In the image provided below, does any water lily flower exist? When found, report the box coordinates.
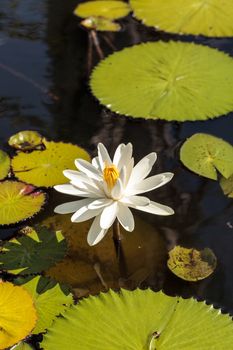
[54,143,174,246]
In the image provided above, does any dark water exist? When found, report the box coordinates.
[1,0,233,315]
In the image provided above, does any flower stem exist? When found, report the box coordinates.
[112,219,127,277]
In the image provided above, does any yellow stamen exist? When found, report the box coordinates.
[103,164,119,190]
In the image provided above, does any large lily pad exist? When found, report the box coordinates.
[11,139,90,187]
[90,41,233,121]
[130,0,233,37]
[42,288,233,349]
[74,1,131,20]
[0,149,10,180]
[0,181,46,226]
[0,226,67,275]
[0,281,37,349]
[180,133,233,180]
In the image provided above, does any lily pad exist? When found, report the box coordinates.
[81,17,121,32]
[0,281,37,350]
[0,181,46,226]
[0,226,67,275]
[10,342,34,350]
[0,149,10,180]
[42,288,233,350]
[11,139,90,187]
[167,246,217,282]
[220,175,233,198]
[74,1,131,20]
[180,133,233,180]
[8,130,43,151]
[90,41,233,121]
[130,0,233,37]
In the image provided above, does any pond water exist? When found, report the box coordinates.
[1,0,233,317]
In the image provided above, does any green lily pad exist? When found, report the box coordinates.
[10,342,34,350]
[11,139,90,187]
[0,226,67,275]
[167,246,217,282]
[130,0,233,37]
[180,133,233,180]
[81,17,121,32]
[42,289,233,349]
[0,181,46,226]
[90,41,233,121]
[8,130,43,151]
[0,150,10,180]
[220,175,233,198]
[74,1,130,20]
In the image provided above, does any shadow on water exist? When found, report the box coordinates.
[1,0,233,314]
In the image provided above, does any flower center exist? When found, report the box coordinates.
[103,164,119,190]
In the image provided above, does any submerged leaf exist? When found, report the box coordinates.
[0,281,37,349]
[180,133,233,180]
[90,41,233,121]
[0,226,67,275]
[11,139,90,187]
[8,130,43,151]
[167,246,217,282]
[130,0,233,37]
[0,149,10,180]
[74,1,130,20]
[0,181,46,225]
[81,17,121,32]
[42,288,233,349]
[220,175,233,198]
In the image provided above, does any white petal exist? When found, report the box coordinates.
[70,180,104,198]
[88,198,113,209]
[54,198,93,214]
[87,215,108,246]
[63,170,96,186]
[71,206,102,223]
[75,159,102,180]
[113,144,125,166]
[126,172,174,196]
[92,156,101,170]
[125,157,134,185]
[98,143,112,170]
[120,195,150,207]
[117,143,133,171]
[128,152,157,186]
[117,204,135,232]
[119,166,127,187]
[100,201,118,229]
[54,184,88,196]
[135,201,174,216]
[111,179,123,200]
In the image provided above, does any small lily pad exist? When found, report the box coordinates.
[220,175,233,198]
[0,281,37,350]
[8,130,43,151]
[11,139,90,187]
[0,226,67,275]
[180,133,233,180]
[74,1,131,20]
[167,246,217,282]
[0,181,46,226]
[0,149,10,180]
[81,17,121,32]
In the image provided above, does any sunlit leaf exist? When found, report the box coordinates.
[22,276,73,334]
[81,17,121,32]
[42,288,233,349]
[90,41,233,121]
[8,130,43,151]
[10,342,34,350]
[0,226,67,275]
[220,175,233,198]
[130,0,233,37]
[11,139,90,187]
[180,133,233,180]
[0,281,37,350]
[74,1,130,20]
[167,246,217,282]
[0,181,46,226]
[0,149,10,180]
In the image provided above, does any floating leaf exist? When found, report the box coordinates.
[0,226,67,275]
[10,342,34,350]
[0,181,46,226]
[167,246,217,282]
[130,0,233,37]
[8,130,43,151]
[0,281,37,349]
[220,175,233,198]
[180,133,233,180]
[74,1,130,20]
[90,41,233,121]
[11,139,90,187]
[0,149,10,180]
[42,288,233,349]
[22,276,73,334]
[81,17,121,32]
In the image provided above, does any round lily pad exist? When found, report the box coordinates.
[0,281,37,349]
[180,133,233,180]
[8,130,43,151]
[130,0,233,37]
[167,246,217,282]
[11,139,90,187]
[74,1,131,20]
[0,149,10,180]
[42,289,233,350]
[81,17,121,32]
[90,41,233,121]
[0,181,46,226]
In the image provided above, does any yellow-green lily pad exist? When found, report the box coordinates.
[220,175,233,198]
[180,133,233,180]
[74,1,130,20]
[0,150,10,180]
[167,246,217,282]
[81,17,121,32]
[8,130,43,151]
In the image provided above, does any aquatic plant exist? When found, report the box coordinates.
[74,1,131,20]
[0,149,10,180]
[8,130,43,151]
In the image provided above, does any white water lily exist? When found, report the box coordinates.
[54,143,174,246]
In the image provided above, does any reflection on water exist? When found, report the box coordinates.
[1,0,233,314]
